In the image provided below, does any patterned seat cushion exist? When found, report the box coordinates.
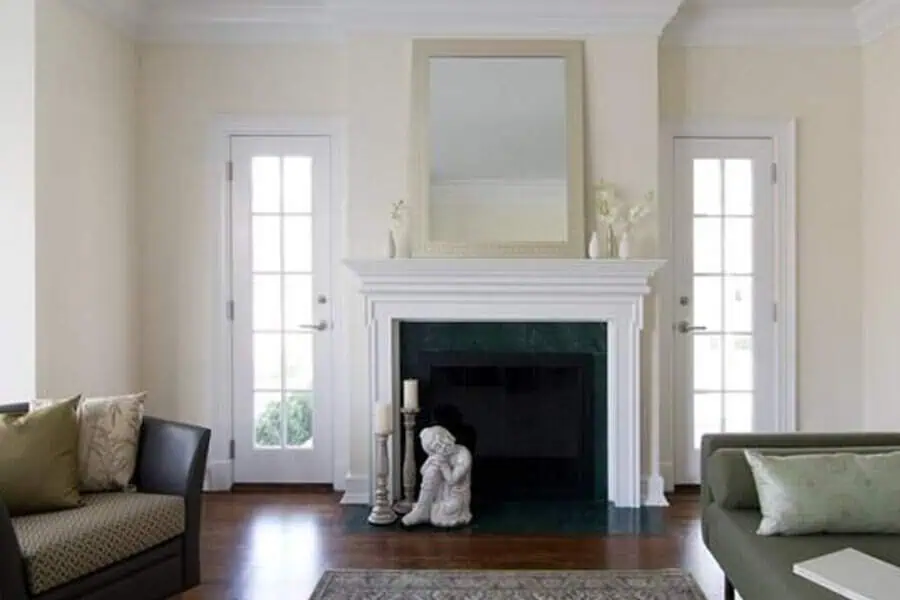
[11,492,185,595]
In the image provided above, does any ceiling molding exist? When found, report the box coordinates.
[81,0,686,43]
[855,0,900,43]
[662,6,862,47]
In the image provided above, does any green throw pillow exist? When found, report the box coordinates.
[745,449,900,536]
[0,396,82,515]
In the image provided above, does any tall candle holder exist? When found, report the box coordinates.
[367,431,397,526]
[393,407,420,514]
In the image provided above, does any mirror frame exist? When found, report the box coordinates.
[410,39,586,258]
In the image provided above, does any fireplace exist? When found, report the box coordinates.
[344,258,666,508]
[400,322,607,503]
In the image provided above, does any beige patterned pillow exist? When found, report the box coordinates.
[33,393,146,491]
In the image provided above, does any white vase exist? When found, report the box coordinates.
[387,229,396,259]
[587,231,601,259]
[392,226,411,258]
[617,231,631,259]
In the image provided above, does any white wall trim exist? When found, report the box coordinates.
[340,473,372,505]
[208,116,348,492]
[856,0,900,43]
[662,6,862,48]
[659,118,798,484]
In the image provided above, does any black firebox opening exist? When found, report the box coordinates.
[415,351,595,504]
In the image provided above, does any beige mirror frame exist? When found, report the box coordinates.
[410,39,586,258]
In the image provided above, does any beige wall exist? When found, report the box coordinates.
[0,0,36,402]
[660,47,864,441]
[35,0,140,397]
[137,42,347,471]
[137,36,662,487]
[862,29,900,431]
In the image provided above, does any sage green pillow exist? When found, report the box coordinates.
[745,449,900,536]
[0,396,82,515]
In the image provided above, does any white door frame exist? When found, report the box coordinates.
[206,116,347,491]
[659,118,797,488]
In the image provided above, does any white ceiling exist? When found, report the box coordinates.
[71,0,900,45]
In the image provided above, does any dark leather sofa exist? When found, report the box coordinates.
[0,403,211,600]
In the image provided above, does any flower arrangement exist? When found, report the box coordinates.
[390,199,408,227]
[591,180,656,258]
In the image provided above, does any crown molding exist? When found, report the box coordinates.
[83,0,686,43]
[662,6,862,47]
[855,0,900,43]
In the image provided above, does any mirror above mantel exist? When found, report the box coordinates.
[410,39,586,258]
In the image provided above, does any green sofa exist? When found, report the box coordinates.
[701,433,900,600]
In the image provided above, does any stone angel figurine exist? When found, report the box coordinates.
[401,426,473,528]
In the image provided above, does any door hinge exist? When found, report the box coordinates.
[226,160,234,182]
[771,162,777,184]
[773,302,778,322]
[226,300,235,321]
[229,439,235,460]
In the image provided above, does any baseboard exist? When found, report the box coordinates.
[340,473,370,505]
[205,460,233,492]
[660,461,675,492]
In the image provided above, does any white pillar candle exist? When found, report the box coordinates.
[374,402,393,435]
[402,379,419,410]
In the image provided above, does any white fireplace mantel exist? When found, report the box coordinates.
[345,258,666,508]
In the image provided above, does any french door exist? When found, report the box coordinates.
[230,135,333,484]
[673,137,777,484]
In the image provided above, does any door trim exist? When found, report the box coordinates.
[206,116,347,491]
[659,118,797,488]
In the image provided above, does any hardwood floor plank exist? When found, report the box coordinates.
[183,492,725,600]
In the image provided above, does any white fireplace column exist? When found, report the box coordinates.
[346,258,666,508]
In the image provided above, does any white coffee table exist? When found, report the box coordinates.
[793,548,900,600]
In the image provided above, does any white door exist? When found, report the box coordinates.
[673,138,777,484]
[230,135,333,484]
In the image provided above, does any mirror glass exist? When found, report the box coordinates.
[427,56,569,243]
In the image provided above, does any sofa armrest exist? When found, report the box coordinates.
[700,432,900,511]
[134,417,211,589]
[0,499,28,600]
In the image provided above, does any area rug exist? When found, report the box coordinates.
[309,569,707,599]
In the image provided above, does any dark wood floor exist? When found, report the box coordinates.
[184,491,725,600]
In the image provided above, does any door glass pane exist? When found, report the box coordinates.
[725,335,753,391]
[252,157,281,213]
[252,216,281,272]
[253,275,282,331]
[725,159,753,216]
[254,392,283,447]
[694,393,722,448]
[694,335,723,391]
[694,217,722,274]
[724,276,753,333]
[724,218,753,274]
[285,391,314,448]
[693,276,723,332]
[253,333,282,390]
[284,216,313,272]
[284,157,313,214]
[693,159,722,215]
[284,275,314,331]
[284,334,314,390]
[725,393,753,433]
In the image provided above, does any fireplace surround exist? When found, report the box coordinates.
[345,258,666,508]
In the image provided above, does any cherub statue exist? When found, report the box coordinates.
[401,426,472,528]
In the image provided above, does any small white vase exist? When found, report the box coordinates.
[587,231,601,259]
[617,231,631,259]
[392,226,411,259]
[387,230,396,259]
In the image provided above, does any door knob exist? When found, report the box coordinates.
[298,320,328,332]
[677,321,707,334]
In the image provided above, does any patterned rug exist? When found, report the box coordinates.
[309,569,707,599]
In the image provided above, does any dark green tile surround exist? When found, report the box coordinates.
[399,321,609,502]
